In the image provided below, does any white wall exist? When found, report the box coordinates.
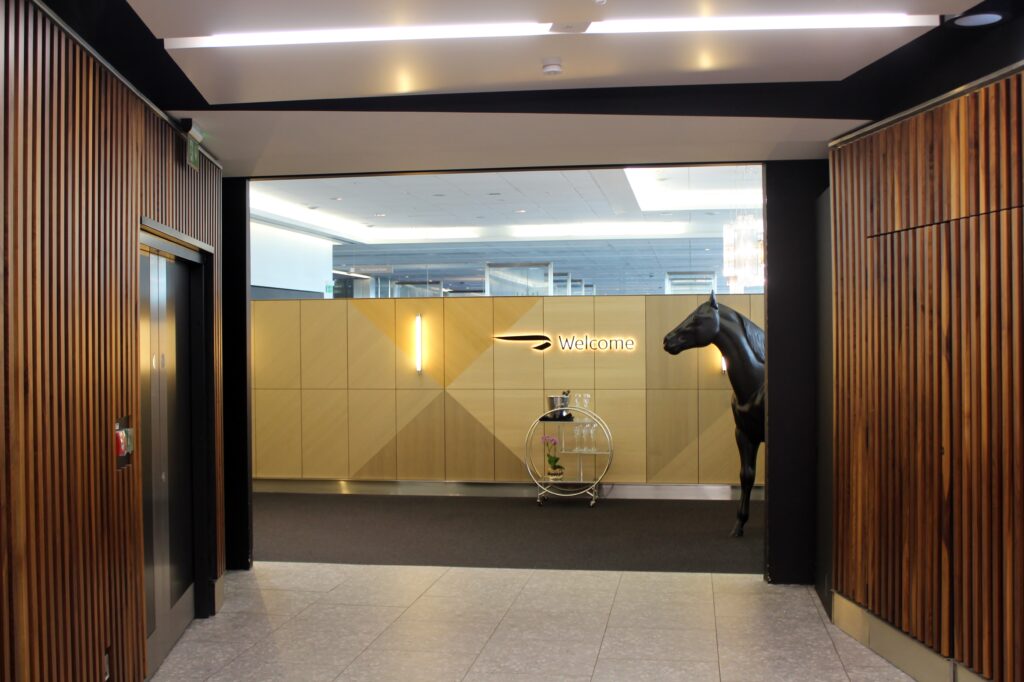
[250,221,333,294]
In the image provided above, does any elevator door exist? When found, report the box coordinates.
[140,249,195,675]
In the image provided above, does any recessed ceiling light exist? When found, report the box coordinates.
[950,12,1003,27]
[488,192,502,196]
[374,213,387,217]
[515,209,527,214]
[307,205,319,210]
[433,193,446,197]
[587,13,938,34]
[163,13,937,49]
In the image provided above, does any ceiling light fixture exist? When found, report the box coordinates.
[587,13,938,34]
[948,12,1003,27]
[164,13,937,49]
[165,22,554,48]
[332,269,372,279]
[542,57,563,76]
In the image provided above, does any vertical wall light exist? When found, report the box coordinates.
[415,314,423,374]
[721,354,728,374]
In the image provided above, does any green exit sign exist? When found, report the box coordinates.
[186,137,200,171]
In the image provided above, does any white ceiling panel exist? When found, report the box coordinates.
[166,28,937,103]
[171,110,867,177]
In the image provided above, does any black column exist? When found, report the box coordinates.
[222,178,253,570]
[763,160,829,584]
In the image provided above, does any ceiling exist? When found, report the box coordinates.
[172,109,866,177]
[127,0,972,104]
[254,165,763,235]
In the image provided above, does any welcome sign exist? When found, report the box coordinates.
[495,334,637,352]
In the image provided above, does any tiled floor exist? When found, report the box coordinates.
[153,562,913,682]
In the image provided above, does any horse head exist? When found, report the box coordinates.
[663,291,721,355]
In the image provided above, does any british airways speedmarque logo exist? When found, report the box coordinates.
[494,334,636,352]
[494,334,552,351]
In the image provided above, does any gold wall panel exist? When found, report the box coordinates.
[348,300,396,389]
[348,389,397,479]
[543,297,595,391]
[595,296,646,389]
[595,390,646,483]
[444,298,494,389]
[252,301,301,389]
[699,294,751,391]
[445,389,495,481]
[749,294,766,330]
[494,390,544,482]
[493,297,544,389]
[698,389,739,483]
[396,299,444,390]
[301,390,348,479]
[646,390,700,483]
[397,390,445,480]
[300,300,348,389]
[645,295,700,389]
[253,389,302,478]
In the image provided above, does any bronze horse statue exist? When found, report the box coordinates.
[663,291,765,537]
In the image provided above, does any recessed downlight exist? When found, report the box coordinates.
[950,12,1003,27]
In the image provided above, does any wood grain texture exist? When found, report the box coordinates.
[444,298,493,389]
[594,296,646,389]
[396,299,444,390]
[348,299,396,389]
[1,1,224,679]
[543,297,595,391]
[831,72,1022,682]
[645,295,700,389]
[444,389,495,481]
[300,300,347,389]
[301,390,348,479]
[252,301,301,389]
[253,390,302,478]
[396,389,445,480]
[493,297,544,389]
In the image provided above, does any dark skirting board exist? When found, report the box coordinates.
[253,493,764,573]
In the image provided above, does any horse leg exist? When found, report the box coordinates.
[730,428,758,538]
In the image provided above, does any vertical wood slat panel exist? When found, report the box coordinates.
[1,0,223,679]
[832,71,1023,681]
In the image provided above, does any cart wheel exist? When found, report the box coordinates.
[589,498,597,507]
[537,496,544,506]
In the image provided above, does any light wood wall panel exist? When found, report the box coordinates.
[646,390,700,483]
[254,390,303,478]
[544,297,595,391]
[348,390,397,479]
[301,390,348,479]
[348,300,396,389]
[596,390,646,483]
[300,300,347,389]
[645,295,700,389]
[253,301,301,388]
[444,298,494,389]
[1,0,224,677]
[494,297,544,389]
[595,296,646,389]
[445,389,495,481]
[494,390,543,482]
[832,71,1023,682]
[397,390,445,480]
[396,299,444,390]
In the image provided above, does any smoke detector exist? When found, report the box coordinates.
[542,57,563,76]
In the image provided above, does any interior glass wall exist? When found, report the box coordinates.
[248,164,765,299]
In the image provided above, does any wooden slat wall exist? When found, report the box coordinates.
[1,1,223,680]
[832,72,1023,681]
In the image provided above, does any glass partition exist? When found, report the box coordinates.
[249,164,765,299]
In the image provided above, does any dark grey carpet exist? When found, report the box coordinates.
[254,493,764,573]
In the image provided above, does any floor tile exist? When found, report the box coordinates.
[600,626,719,662]
[463,674,592,682]
[592,657,721,681]
[471,638,602,676]
[401,595,513,625]
[150,639,252,680]
[220,587,322,615]
[286,602,405,635]
[488,617,610,646]
[608,596,716,630]
[224,562,355,593]
[827,623,899,670]
[338,649,477,681]
[523,569,621,594]
[845,667,915,681]
[370,618,497,655]
[179,612,293,647]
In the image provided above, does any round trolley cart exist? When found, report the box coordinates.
[524,406,613,507]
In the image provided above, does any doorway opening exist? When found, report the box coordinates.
[139,224,217,675]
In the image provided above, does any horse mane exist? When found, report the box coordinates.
[738,312,766,364]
